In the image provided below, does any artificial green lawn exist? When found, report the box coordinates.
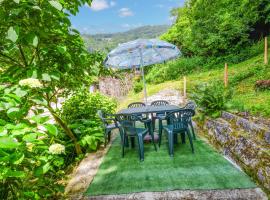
[86,136,256,196]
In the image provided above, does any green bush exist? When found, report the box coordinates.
[191,82,233,118]
[146,56,205,84]
[61,92,117,151]
[133,81,143,93]
[0,85,68,199]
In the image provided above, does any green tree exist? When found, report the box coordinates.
[0,0,97,155]
[162,0,270,57]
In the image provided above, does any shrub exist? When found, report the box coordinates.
[191,82,233,118]
[133,80,143,93]
[61,92,117,151]
[0,85,67,199]
[146,56,205,84]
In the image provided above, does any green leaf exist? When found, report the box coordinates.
[6,27,19,42]
[13,0,20,3]
[50,72,60,81]
[11,152,25,165]
[42,163,51,174]
[49,0,62,11]
[32,36,38,47]
[32,5,41,10]
[57,46,67,54]
[23,133,37,142]
[14,87,27,97]
[44,124,58,136]
[7,107,21,119]
[0,137,20,149]
[42,73,51,81]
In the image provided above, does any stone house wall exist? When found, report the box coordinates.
[98,74,134,98]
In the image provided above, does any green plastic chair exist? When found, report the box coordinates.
[97,110,120,147]
[161,109,195,157]
[184,101,197,140]
[116,114,157,161]
[150,100,170,134]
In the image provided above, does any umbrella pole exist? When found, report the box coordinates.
[139,48,147,104]
[141,66,147,104]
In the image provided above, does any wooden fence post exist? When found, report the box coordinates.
[183,76,187,99]
[224,63,228,88]
[264,37,268,65]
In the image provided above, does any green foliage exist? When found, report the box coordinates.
[191,82,233,118]
[133,78,143,93]
[162,0,270,57]
[61,92,117,151]
[0,86,68,199]
[146,56,204,84]
[146,41,264,84]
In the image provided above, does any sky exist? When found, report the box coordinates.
[69,0,185,34]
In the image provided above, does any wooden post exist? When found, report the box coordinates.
[224,63,228,88]
[183,76,187,99]
[264,37,268,65]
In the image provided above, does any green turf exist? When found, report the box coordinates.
[85,136,256,196]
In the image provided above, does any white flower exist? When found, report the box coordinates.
[49,143,65,155]
[19,78,42,88]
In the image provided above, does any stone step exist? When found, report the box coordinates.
[221,111,270,145]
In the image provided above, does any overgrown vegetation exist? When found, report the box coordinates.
[61,92,117,151]
[161,0,270,57]
[0,0,117,199]
[191,82,233,118]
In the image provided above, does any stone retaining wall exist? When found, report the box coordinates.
[202,111,270,195]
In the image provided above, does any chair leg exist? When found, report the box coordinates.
[104,130,108,147]
[108,131,111,142]
[122,135,126,158]
[125,135,129,147]
[186,129,194,153]
[168,131,174,157]
[158,119,163,147]
[181,132,186,144]
[138,135,144,161]
[131,137,135,148]
[190,122,196,140]
[174,134,178,144]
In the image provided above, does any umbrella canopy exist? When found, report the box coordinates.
[105,39,180,69]
[104,39,181,103]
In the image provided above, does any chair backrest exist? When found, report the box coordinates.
[128,102,146,108]
[151,100,169,106]
[184,101,197,110]
[166,109,195,130]
[116,114,139,134]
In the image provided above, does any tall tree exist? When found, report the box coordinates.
[0,0,96,154]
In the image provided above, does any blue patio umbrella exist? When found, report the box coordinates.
[104,39,181,103]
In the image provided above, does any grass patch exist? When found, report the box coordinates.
[86,136,255,196]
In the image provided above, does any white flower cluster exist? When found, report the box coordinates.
[19,78,42,88]
[49,143,65,155]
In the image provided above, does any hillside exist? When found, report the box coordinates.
[118,52,270,117]
[83,25,169,52]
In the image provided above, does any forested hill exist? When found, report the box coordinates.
[82,25,169,52]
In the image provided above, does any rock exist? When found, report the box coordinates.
[257,169,266,182]
[265,131,270,144]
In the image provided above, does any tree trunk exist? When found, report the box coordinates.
[47,106,82,155]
